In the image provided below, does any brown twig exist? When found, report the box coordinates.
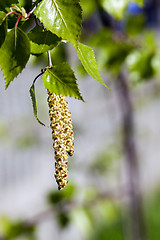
[116,71,147,240]
[95,2,147,239]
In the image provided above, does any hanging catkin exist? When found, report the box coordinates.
[47,91,74,190]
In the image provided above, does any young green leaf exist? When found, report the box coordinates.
[29,80,46,126]
[34,0,82,45]
[0,27,30,88]
[76,42,110,90]
[42,63,84,101]
[0,0,18,11]
[27,26,61,54]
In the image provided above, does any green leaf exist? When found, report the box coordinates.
[34,0,82,45]
[76,42,109,89]
[0,0,18,11]
[0,27,30,88]
[42,63,84,101]
[0,11,6,25]
[100,0,144,20]
[0,20,7,48]
[29,79,46,126]
[27,26,61,54]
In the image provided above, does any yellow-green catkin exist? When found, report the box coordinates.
[47,91,74,190]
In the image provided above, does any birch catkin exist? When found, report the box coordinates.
[47,91,74,190]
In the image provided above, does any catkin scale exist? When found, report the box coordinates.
[47,91,74,190]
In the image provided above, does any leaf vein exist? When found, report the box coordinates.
[48,69,70,89]
[52,0,71,40]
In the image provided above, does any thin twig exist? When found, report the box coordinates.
[28,0,42,17]
[33,71,45,85]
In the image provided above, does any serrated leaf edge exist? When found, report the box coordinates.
[0,27,30,89]
[44,63,84,101]
[34,0,82,45]
[76,43,110,90]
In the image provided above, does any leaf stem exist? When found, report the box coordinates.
[33,70,45,85]
[15,15,22,27]
[47,51,53,67]
[42,24,53,67]
[6,11,17,17]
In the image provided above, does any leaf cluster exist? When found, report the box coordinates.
[0,0,108,105]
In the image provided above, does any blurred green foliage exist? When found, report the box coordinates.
[125,14,146,36]
[88,27,159,81]
[79,0,160,84]
[126,33,157,83]
[47,184,75,205]
[2,186,160,239]
[145,189,160,240]
[0,217,35,240]
[90,146,120,175]
[0,122,8,139]
[88,221,124,240]
[80,0,97,18]
[16,134,39,149]
[102,0,143,19]
[100,0,132,20]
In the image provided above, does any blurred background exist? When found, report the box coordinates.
[0,0,160,239]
